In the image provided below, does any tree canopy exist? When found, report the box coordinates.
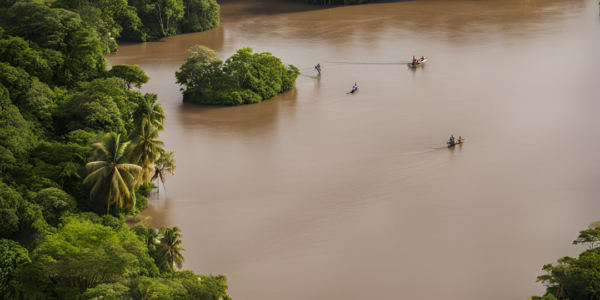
[33,216,158,297]
[0,1,226,298]
[109,64,150,90]
[176,46,300,105]
[533,226,600,300]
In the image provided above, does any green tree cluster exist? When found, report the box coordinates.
[0,0,219,54]
[0,217,230,299]
[128,0,219,39]
[176,46,301,105]
[0,2,223,297]
[533,227,600,300]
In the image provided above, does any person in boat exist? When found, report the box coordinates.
[315,63,321,74]
[458,136,463,143]
[449,135,455,144]
[421,56,425,61]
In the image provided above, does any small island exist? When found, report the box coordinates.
[176,46,300,106]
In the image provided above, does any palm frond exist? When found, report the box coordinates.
[102,133,119,161]
[84,132,144,214]
[113,170,134,209]
[85,161,109,174]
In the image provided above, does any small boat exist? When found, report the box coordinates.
[348,86,359,94]
[447,138,465,146]
[408,58,427,68]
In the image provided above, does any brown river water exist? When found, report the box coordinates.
[107,0,600,299]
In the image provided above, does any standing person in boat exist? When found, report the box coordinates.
[315,63,321,74]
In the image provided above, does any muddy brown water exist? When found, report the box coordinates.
[107,0,600,299]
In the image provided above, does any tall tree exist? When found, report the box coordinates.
[141,0,184,37]
[179,0,220,33]
[572,227,600,250]
[131,123,164,183]
[108,64,150,90]
[131,93,165,132]
[83,132,143,214]
[158,227,185,271]
[537,257,574,300]
[150,150,176,196]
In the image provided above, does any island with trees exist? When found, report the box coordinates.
[176,46,300,106]
[0,0,231,298]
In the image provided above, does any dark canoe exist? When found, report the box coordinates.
[447,138,465,147]
[407,58,427,68]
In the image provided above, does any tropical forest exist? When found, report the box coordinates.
[1,0,600,300]
[0,0,230,298]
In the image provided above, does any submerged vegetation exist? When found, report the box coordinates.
[176,46,300,105]
[532,226,600,300]
[0,0,229,298]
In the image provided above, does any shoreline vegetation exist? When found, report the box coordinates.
[531,225,600,300]
[0,0,220,54]
[0,0,231,298]
[176,46,300,106]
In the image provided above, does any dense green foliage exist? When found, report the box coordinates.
[0,0,219,55]
[0,1,229,297]
[176,46,301,105]
[109,64,150,90]
[299,0,374,5]
[533,227,600,300]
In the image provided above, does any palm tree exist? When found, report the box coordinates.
[158,227,185,271]
[132,123,165,183]
[83,133,143,214]
[151,151,176,197]
[132,94,165,132]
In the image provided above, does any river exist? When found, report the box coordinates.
[107,0,600,299]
